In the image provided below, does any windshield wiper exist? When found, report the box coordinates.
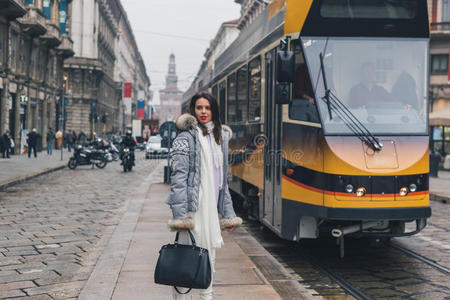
[319,52,333,120]
[319,53,383,151]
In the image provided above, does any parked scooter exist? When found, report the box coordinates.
[68,145,108,169]
[121,147,133,172]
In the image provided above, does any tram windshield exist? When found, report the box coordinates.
[302,37,428,135]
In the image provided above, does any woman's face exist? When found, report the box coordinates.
[194,97,212,124]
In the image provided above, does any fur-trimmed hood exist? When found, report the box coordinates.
[175,113,233,138]
[176,114,197,131]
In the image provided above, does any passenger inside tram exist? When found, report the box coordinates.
[293,63,315,104]
[348,62,397,109]
[391,71,418,109]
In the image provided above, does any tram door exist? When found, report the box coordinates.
[263,48,283,232]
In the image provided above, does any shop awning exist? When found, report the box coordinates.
[430,109,450,126]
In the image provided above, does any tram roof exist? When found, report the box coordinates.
[212,0,429,84]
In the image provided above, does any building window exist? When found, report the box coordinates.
[248,57,261,122]
[9,32,17,71]
[0,24,5,68]
[227,73,236,123]
[443,0,450,22]
[431,54,448,74]
[236,65,248,123]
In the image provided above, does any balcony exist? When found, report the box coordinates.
[40,20,61,48]
[430,22,450,39]
[56,34,74,59]
[0,0,26,20]
[17,6,46,37]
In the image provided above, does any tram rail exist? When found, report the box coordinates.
[389,243,450,276]
[241,213,450,299]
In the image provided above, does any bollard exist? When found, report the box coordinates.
[164,166,171,184]
[429,152,441,177]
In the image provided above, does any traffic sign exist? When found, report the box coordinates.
[159,121,177,148]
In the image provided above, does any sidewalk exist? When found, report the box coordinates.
[0,149,70,190]
[78,162,316,300]
[430,170,450,203]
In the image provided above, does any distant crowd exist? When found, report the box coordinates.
[0,128,92,159]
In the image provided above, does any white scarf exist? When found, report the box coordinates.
[194,124,224,270]
[203,122,223,188]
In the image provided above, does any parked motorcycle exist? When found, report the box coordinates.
[68,145,108,169]
[122,147,133,172]
[109,142,120,161]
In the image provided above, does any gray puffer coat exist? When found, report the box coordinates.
[166,114,242,231]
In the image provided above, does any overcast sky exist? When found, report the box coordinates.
[120,0,241,104]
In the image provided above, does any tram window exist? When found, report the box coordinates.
[248,57,261,122]
[227,73,237,123]
[431,55,448,74]
[236,65,248,123]
[219,81,226,123]
[212,85,218,102]
[321,0,417,19]
[289,40,320,123]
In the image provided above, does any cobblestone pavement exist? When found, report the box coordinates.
[0,153,164,299]
[0,150,70,188]
[243,200,450,299]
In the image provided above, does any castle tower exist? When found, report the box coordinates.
[159,53,183,123]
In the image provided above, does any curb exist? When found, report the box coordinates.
[0,163,67,191]
[430,192,450,204]
[230,227,322,299]
[78,161,165,300]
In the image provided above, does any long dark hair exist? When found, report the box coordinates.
[189,92,222,145]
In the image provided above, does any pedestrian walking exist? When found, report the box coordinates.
[72,130,78,146]
[1,130,11,158]
[27,128,38,158]
[78,131,87,146]
[66,131,75,152]
[55,129,63,149]
[9,134,15,156]
[46,128,55,155]
[167,92,242,300]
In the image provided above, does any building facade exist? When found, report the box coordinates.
[159,53,183,124]
[65,0,150,137]
[234,0,266,30]
[64,0,120,137]
[183,20,239,103]
[0,0,74,153]
[114,3,150,131]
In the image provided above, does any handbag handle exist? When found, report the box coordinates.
[174,230,196,246]
[174,245,208,295]
[174,286,192,294]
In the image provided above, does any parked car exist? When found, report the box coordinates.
[145,136,168,159]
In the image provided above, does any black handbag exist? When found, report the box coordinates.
[154,230,212,294]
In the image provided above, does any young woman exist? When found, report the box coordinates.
[167,92,242,299]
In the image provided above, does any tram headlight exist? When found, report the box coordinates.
[356,187,366,197]
[399,187,408,197]
[345,184,354,193]
[409,183,417,193]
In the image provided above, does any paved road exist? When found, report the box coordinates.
[0,153,164,299]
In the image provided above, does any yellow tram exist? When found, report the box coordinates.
[200,0,431,251]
